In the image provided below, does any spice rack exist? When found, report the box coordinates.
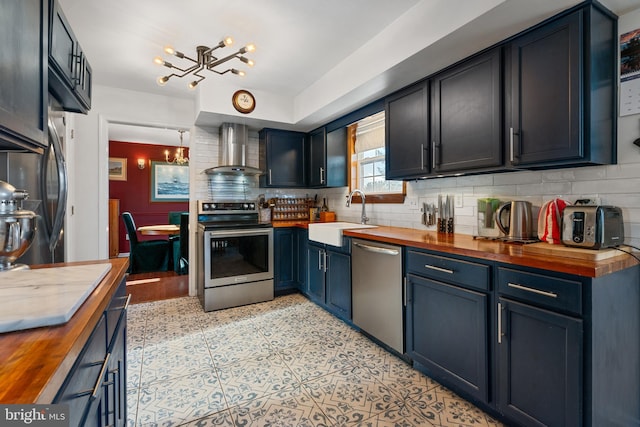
[271,197,312,221]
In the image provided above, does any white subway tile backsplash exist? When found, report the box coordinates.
[605,163,640,179]
[191,124,639,242]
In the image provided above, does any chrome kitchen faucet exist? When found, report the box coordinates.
[346,189,369,224]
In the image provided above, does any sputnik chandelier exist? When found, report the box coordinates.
[165,130,189,165]
[154,37,255,89]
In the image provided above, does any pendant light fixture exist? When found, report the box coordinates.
[165,130,189,165]
[154,37,255,89]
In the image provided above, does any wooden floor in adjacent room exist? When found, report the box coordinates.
[125,271,189,304]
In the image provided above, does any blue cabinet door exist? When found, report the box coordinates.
[0,0,48,152]
[307,244,325,304]
[508,11,582,166]
[406,274,488,403]
[259,129,307,187]
[274,228,297,293]
[325,250,351,320]
[385,82,430,179]
[498,297,582,427]
[296,229,308,293]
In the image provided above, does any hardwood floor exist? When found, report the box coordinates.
[125,271,189,304]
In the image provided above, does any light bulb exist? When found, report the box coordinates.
[231,69,245,77]
[153,56,164,65]
[163,45,175,55]
[240,57,255,67]
[223,36,233,46]
[244,43,256,52]
[157,76,169,86]
[188,81,199,89]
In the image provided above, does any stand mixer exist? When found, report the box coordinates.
[0,180,38,271]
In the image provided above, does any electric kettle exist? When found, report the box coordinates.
[496,201,535,240]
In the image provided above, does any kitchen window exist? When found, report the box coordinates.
[348,111,405,203]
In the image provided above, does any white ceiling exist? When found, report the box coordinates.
[59,0,640,143]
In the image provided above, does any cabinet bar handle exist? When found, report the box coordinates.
[420,144,425,170]
[323,251,328,273]
[318,251,323,271]
[424,264,454,274]
[432,141,436,169]
[497,303,503,344]
[320,167,325,184]
[403,277,407,307]
[353,242,399,256]
[91,353,111,400]
[268,169,272,185]
[124,294,132,311]
[507,282,557,298]
[509,127,514,162]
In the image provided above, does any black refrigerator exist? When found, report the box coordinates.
[0,101,67,266]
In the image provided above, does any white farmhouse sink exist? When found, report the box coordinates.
[308,222,377,247]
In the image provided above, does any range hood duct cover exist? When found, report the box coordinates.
[205,123,262,175]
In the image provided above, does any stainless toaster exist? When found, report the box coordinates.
[561,206,624,249]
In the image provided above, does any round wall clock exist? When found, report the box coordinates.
[232,90,256,114]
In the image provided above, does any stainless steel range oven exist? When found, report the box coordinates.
[196,200,273,312]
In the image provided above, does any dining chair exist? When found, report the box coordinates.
[121,212,170,274]
[168,211,187,273]
[177,213,189,275]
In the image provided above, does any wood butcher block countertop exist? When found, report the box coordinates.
[343,226,638,278]
[0,258,128,404]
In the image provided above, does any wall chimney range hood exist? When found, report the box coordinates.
[204,123,262,176]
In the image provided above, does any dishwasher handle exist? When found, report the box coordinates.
[353,242,400,256]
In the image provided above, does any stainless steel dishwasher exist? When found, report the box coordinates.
[351,238,403,353]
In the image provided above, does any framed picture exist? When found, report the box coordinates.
[108,157,127,181]
[151,161,189,202]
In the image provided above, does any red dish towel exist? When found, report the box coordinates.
[537,198,569,244]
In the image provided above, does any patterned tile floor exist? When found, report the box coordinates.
[127,294,504,426]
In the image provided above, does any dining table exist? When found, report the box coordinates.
[137,224,180,236]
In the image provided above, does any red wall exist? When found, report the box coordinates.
[109,141,189,253]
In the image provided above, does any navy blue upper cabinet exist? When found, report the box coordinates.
[49,0,92,113]
[0,0,48,153]
[308,127,347,188]
[259,128,307,187]
[308,128,326,187]
[385,82,430,180]
[431,48,503,173]
[506,4,616,168]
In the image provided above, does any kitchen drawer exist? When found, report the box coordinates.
[105,278,128,346]
[407,249,490,291]
[498,267,582,316]
[54,313,108,427]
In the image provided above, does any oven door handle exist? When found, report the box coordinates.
[205,228,273,238]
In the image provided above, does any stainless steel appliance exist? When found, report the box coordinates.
[561,205,624,249]
[351,238,404,353]
[0,101,67,265]
[0,181,37,270]
[196,200,274,311]
[496,200,535,240]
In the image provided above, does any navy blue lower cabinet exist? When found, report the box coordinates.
[405,274,488,403]
[54,278,128,427]
[274,228,297,294]
[296,229,308,293]
[325,250,351,320]
[305,239,351,320]
[497,297,582,427]
[307,243,325,304]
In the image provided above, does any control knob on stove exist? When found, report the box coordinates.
[243,203,249,209]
